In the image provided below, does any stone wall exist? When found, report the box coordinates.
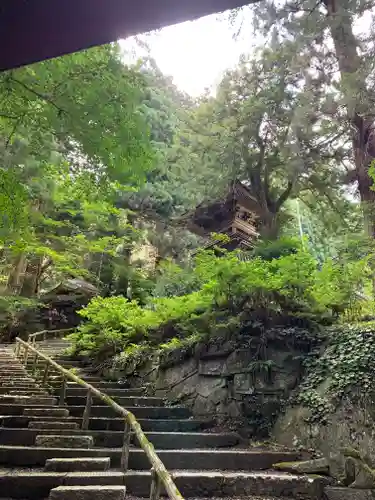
[273,383,375,475]
[106,326,319,437]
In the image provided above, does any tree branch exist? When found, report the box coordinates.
[275,180,294,212]
[9,76,67,115]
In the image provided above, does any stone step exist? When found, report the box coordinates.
[23,407,70,418]
[0,386,41,393]
[123,470,328,498]
[0,445,300,471]
[0,427,240,448]
[50,381,135,390]
[28,421,80,430]
[35,434,94,448]
[0,377,35,384]
[0,468,327,498]
[45,457,111,471]
[1,415,212,432]
[8,390,48,396]
[64,396,165,407]
[0,470,126,499]
[49,485,126,500]
[0,395,57,405]
[52,387,145,397]
[0,403,190,419]
[67,404,191,419]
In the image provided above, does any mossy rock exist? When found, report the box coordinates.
[274,458,329,475]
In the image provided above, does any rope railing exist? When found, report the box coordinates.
[28,328,76,345]
[14,337,183,500]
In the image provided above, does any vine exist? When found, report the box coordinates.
[298,321,375,422]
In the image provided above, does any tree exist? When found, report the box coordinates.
[178,46,346,239]
[0,44,158,296]
[232,0,375,237]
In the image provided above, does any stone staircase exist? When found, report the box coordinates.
[0,338,329,499]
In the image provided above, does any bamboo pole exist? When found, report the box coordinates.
[15,337,183,500]
[82,389,92,430]
[42,362,49,386]
[121,420,131,472]
[23,344,29,366]
[59,377,67,406]
[32,351,39,375]
[150,467,161,500]
[27,328,75,344]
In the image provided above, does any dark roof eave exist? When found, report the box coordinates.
[1,0,253,71]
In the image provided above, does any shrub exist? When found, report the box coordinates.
[69,243,373,357]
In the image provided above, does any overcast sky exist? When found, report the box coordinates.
[120,6,373,98]
[120,10,257,97]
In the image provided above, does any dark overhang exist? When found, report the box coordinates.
[0,0,251,71]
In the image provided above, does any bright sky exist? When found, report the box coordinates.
[120,6,374,98]
[120,10,256,97]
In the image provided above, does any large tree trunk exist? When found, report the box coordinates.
[324,0,375,237]
[20,255,42,297]
[258,209,280,240]
[7,253,27,295]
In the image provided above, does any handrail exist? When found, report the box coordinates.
[28,328,76,345]
[14,337,183,500]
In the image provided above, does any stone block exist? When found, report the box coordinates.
[49,485,126,500]
[273,458,329,475]
[24,408,70,418]
[198,358,226,376]
[45,457,110,472]
[35,434,94,448]
[325,486,375,500]
[28,420,79,430]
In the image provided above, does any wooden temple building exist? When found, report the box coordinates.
[187,181,259,251]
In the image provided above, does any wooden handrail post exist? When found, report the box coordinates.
[150,467,161,500]
[59,377,67,406]
[23,344,29,366]
[14,341,20,357]
[32,351,39,376]
[121,420,131,472]
[82,389,92,430]
[42,362,50,386]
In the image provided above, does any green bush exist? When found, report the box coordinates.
[69,242,374,357]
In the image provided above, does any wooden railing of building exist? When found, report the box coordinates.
[14,336,183,500]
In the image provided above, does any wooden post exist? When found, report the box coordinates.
[59,377,66,406]
[149,467,161,500]
[32,351,39,376]
[33,336,36,347]
[81,389,92,430]
[42,362,50,386]
[23,344,29,366]
[14,341,20,357]
[121,420,131,472]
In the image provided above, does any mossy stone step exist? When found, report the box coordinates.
[45,457,111,472]
[24,408,70,418]
[49,485,126,500]
[35,434,94,448]
[28,420,80,430]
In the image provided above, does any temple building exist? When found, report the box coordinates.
[186,181,259,251]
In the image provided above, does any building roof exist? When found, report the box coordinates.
[1,0,253,71]
[43,279,99,298]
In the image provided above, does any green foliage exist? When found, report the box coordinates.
[70,240,372,357]
[153,260,202,298]
[298,322,375,422]
[252,237,302,261]
[0,296,39,340]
